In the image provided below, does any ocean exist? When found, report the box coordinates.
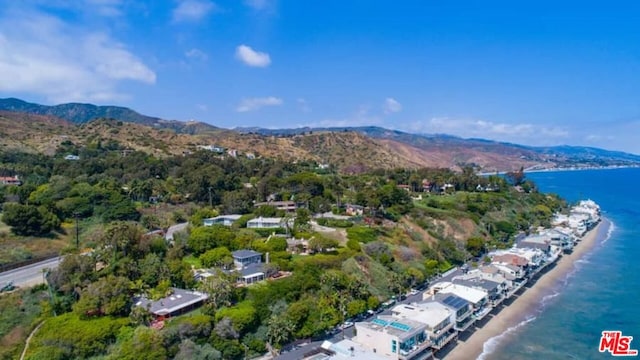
[482,167,640,360]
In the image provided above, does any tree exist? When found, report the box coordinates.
[294,208,311,229]
[466,237,486,258]
[139,253,170,287]
[200,247,234,268]
[110,326,167,360]
[266,313,295,348]
[188,226,234,255]
[174,339,222,360]
[199,270,235,310]
[308,236,339,253]
[1,203,60,236]
[73,275,132,317]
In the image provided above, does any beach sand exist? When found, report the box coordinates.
[443,220,606,360]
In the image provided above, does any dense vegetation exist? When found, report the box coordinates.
[0,138,564,359]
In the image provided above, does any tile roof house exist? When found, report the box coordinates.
[0,176,21,186]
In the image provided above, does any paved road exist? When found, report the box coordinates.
[0,256,62,288]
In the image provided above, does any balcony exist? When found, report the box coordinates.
[455,315,475,332]
[398,339,433,360]
[430,329,458,350]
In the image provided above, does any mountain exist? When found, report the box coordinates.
[0,98,221,134]
[236,125,640,171]
[2,98,640,172]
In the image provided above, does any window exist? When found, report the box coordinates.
[391,340,397,353]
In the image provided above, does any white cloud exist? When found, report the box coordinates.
[185,48,208,61]
[236,96,283,112]
[405,117,569,145]
[173,0,217,23]
[383,97,402,114]
[235,44,271,67]
[0,9,155,103]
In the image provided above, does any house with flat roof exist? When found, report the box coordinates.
[392,303,457,350]
[134,288,208,320]
[247,216,292,229]
[254,200,297,212]
[426,282,490,322]
[232,249,262,267]
[355,316,432,360]
[517,234,552,252]
[433,293,474,332]
[203,214,242,227]
[302,339,389,360]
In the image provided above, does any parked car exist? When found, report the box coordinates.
[340,321,354,329]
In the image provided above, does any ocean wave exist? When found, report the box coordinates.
[540,291,560,307]
[477,316,537,360]
[601,220,615,244]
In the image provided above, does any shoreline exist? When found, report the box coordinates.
[442,219,609,360]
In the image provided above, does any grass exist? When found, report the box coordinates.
[0,287,48,360]
[183,254,202,269]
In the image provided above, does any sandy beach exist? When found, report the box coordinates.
[443,220,607,360]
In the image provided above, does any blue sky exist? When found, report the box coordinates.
[1,1,640,153]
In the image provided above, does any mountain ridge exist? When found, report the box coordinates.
[2,98,640,172]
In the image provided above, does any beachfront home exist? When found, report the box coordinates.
[392,303,458,350]
[355,316,433,360]
[303,339,390,360]
[453,272,509,308]
[516,234,552,252]
[426,282,491,321]
[433,293,474,332]
[203,214,243,227]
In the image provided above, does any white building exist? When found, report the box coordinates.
[355,316,432,360]
[203,214,242,227]
[246,217,293,229]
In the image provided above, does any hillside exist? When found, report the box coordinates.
[0,98,221,134]
[3,98,640,172]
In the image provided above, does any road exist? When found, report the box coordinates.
[0,256,62,288]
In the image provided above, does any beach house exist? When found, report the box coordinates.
[355,316,433,360]
[392,303,457,350]
[426,282,491,322]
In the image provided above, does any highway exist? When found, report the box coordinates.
[0,256,62,289]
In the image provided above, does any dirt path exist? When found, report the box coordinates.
[20,321,44,360]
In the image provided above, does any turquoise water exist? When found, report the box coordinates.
[482,168,640,360]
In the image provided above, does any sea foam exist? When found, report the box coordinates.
[477,316,538,360]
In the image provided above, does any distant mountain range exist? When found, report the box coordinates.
[1,97,639,172]
[0,98,220,135]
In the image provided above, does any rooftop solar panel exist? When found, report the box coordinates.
[442,295,468,310]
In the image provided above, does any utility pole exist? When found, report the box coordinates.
[208,187,213,208]
[73,212,80,250]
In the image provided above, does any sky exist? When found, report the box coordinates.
[1,1,640,154]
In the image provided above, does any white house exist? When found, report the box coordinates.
[355,316,432,360]
[247,217,293,229]
[203,215,242,227]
